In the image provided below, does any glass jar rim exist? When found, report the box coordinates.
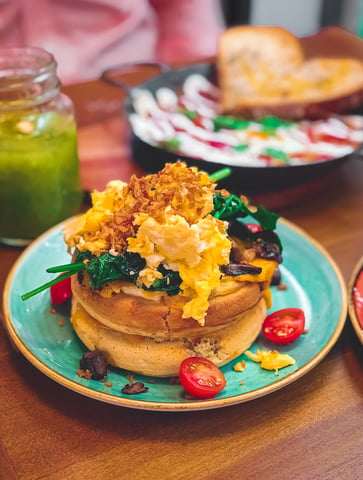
[0,46,57,78]
[0,46,60,109]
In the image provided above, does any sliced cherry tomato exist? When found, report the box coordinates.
[179,357,226,398]
[262,308,305,344]
[50,275,72,305]
[245,223,263,233]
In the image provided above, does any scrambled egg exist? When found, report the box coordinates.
[233,360,246,372]
[128,212,231,324]
[62,162,277,325]
[245,349,295,373]
[63,180,128,253]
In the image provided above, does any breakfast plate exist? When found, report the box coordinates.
[348,256,363,344]
[3,217,347,411]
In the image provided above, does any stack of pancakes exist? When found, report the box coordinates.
[71,275,268,377]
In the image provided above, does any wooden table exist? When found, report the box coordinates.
[1,32,363,479]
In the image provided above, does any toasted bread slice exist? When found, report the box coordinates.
[217,25,363,118]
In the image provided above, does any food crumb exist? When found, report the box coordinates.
[77,369,92,379]
[125,374,135,384]
[57,317,65,327]
[105,381,113,387]
[233,360,246,372]
[146,378,156,383]
[50,307,56,315]
[277,283,288,291]
[239,382,245,385]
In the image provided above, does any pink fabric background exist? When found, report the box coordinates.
[0,0,224,84]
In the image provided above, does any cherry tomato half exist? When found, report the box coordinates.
[262,308,305,344]
[179,357,226,398]
[245,223,263,233]
[50,275,72,305]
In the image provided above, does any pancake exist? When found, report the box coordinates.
[62,162,281,378]
[71,274,265,338]
[71,297,267,377]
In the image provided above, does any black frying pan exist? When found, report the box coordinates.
[101,62,363,194]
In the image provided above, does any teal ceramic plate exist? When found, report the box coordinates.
[3,218,347,411]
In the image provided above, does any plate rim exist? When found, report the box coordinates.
[2,217,348,411]
[347,255,363,344]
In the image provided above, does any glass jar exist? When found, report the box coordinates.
[0,47,82,246]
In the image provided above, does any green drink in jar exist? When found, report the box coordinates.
[0,47,82,246]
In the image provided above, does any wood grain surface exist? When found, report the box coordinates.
[0,27,362,480]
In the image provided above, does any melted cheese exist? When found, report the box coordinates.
[217,258,277,309]
[239,58,357,99]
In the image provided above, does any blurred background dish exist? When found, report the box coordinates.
[348,256,363,344]
[101,27,363,202]
[124,63,363,192]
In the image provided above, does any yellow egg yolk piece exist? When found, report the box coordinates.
[127,213,231,324]
[245,349,295,373]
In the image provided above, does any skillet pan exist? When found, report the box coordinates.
[101,28,363,195]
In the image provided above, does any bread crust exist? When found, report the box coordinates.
[217,25,363,118]
[71,297,267,377]
[71,275,264,338]
[218,25,304,72]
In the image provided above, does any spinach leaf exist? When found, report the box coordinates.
[77,251,181,294]
[144,264,181,296]
[212,193,279,231]
[75,250,146,289]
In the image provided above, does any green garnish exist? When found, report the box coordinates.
[75,250,145,289]
[209,168,232,182]
[212,193,279,231]
[261,116,292,129]
[21,270,76,301]
[143,264,181,296]
[184,110,198,119]
[21,251,182,301]
[260,116,293,135]
[233,144,249,152]
[163,138,180,150]
[213,116,251,131]
[46,262,85,274]
[264,147,290,163]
